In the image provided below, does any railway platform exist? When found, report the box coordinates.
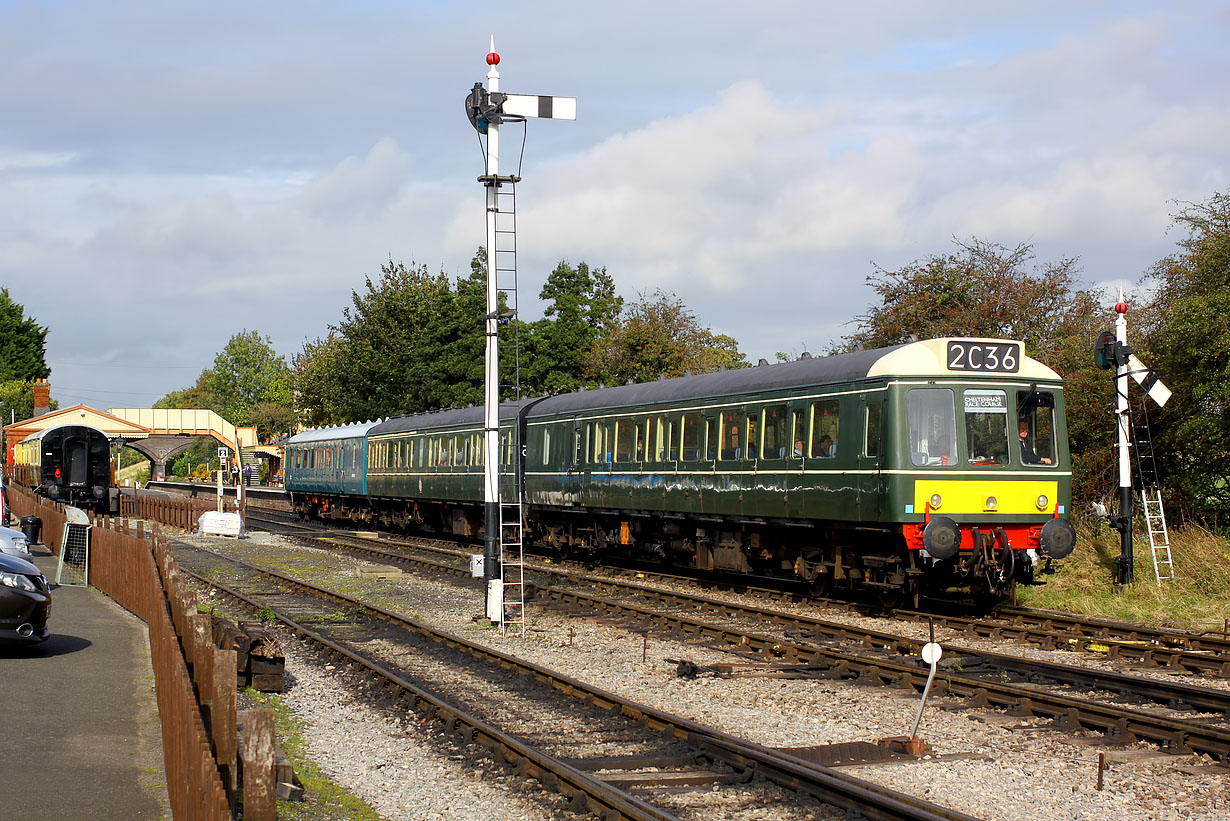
[0,542,169,820]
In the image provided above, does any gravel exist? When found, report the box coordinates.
[179,531,1230,820]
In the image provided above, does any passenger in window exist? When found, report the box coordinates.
[819,435,834,457]
[1018,420,1052,465]
[793,439,804,458]
[930,435,952,466]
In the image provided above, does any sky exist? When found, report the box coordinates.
[2,1,1228,415]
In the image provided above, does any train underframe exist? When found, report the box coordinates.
[291,491,1049,605]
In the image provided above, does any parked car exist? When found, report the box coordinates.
[0,552,50,643]
[0,525,32,559]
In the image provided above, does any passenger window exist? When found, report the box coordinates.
[865,404,882,459]
[704,417,717,460]
[681,413,701,460]
[790,409,805,458]
[645,417,659,462]
[667,418,680,461]
[763,404,788,459]
[907,389,956,466]
[964,390,1009,465]
[543,429,552,466]
[1017,390,1057,466]
[811,400,840,458]
[634,423,645,462]
[720,410,742,460]
[615,418,635,462]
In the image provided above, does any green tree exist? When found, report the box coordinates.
[839,239,1079,360]
[523,260,623,395]
[202,330,293,427]
[0,289,50,384]
[587,289,748,385]
[0,379,57,422]
[294,256,489,424]
[1141,191,1230,517]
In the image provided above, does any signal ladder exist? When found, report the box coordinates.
[1129,397,1173,584]
[483,172,527,634]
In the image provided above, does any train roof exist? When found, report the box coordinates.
[20,423,110,443]
[285,419,382,445]
[369,400,533,437]
[527,337,1060,417]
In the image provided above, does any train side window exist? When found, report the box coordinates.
[704,416,716,460]
[681,413,701,460]
[907,389,956,466]
[865,404,882,459]
[666,418,680,461]
[762,404,787,459]
[964,389,1009,465]
[650,416,665,461]
[810,400,840,458]
[745,413,759,460]
[542,429,552,466]
[456,434,468,467]
[1017,390,1057,466]
[719,410,741,460]
[790,409,805,458]
[615,418,635,462]
[634,422,645,462]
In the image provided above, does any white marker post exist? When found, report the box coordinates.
[466,39,575,624]
[217,446,229,514]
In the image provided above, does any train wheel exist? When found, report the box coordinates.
[876,587,905,610]
[807,573,832,599]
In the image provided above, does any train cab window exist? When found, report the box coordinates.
[810,400,839,458]
[762,405,788,459]
[615,418,635,462]
[681,413,701,460]
[1017,390,1057,466]
[907,389,956,466]
[719,410,741,460]
[964,389,1010,466]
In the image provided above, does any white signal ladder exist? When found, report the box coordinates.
[1129,398,1173,584]
[499,493,526,636]
[483,171,527,634]
[1140,488,1174,584]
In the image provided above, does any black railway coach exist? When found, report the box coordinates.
[292,337,1076,605]
[13,424,118,514]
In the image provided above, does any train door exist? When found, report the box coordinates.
[858,397,885,520]
[66,437,88,486]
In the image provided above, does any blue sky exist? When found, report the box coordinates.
[1,2,1227,412]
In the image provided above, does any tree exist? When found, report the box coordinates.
[293,256,489,424]
[202,330,293,427]
[0,288,50,384]
[587,289,748,385]
[1141,191,1230,517]
[0,379,57,423]
[523,260,623,395]
[839,239,1080,360]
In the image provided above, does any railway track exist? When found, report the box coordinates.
[172,541,979,821]
[237,511,1230,764]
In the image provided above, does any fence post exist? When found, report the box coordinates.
[240,709,277,821]
[213,647,238,805]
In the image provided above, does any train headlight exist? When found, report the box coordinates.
[929,494,942,510]
[1036,494,1049,511]
[46,484,60,499]
[984,495,998,511]
[92,485,106,499]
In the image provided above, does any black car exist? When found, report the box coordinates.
[0,552,50,643]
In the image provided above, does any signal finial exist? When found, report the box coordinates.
[487,35,500,66]
[1115,288,1128,314]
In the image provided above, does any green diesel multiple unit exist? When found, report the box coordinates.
[286,337,1076,604]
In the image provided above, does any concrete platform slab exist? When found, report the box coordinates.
[0,546,169,820]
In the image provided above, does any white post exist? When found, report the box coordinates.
[482,39,503,616]
[1114,292,1133,585]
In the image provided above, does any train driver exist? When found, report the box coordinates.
[1018,420,1052,465]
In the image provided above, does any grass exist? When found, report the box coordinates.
[242,687,385,821]
[1017,519,1230,630]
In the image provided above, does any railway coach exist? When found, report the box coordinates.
[283,420,381,522]
[12,424,118,514]
[287,337,1076,605]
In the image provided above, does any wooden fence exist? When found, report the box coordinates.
[8,486,242,820]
